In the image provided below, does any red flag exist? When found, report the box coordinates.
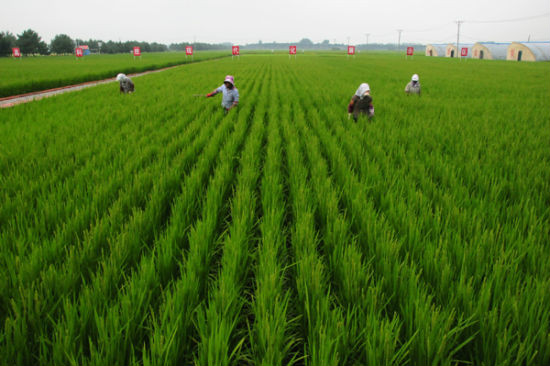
[75,47,83,57]
[185,46,193,55]
[348,46,356,55]
[461,47,468,57]
[232,46,240,55]
[406,47,414,56]
[133,47,141,56]
[12,47,21,57]
[289,45,297,55]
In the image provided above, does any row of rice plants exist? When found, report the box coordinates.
[282,91,343,364]
[194,96,267,366]
[250,74,294,365]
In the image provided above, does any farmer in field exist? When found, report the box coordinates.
[405,74,421,95]
[348,83,374,121]
[206,75,239,113]
[116,73,135,94]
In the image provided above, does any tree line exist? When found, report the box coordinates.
[1,30,425,57]
[0,29,172,56]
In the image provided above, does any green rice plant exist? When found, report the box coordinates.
[281,96,343,366]
[195,99,266,366]
[249,68,294,366]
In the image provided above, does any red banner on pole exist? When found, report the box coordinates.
[133,47,141,56]
[12,47,21,57]
[75,47,83,57]
[461,47,468,57]
[348,46,356,55]
[232,46,240,55]
[289,45,297,55]
[185,46,193,55]
[406,47,414,56]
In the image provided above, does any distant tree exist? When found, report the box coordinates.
[298,38,314,47]
[50,34,75,54]
[0,31,17,56]
[149,42,168,52]
[38,40,49,55]
[17,29,44,55]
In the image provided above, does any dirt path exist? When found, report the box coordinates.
[0,64,181,109]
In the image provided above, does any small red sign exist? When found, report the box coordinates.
[75,47,83,57]
[185,46,193,55]
[289,45,297,55]
[12,47,21,57]
[348,46,356,55]
[133,47,141,56]
[461,47,468,57]
[232,46,240,55]
[406,47,414,56]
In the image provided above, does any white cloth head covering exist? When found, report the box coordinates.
[412,74,419,81]
[116,73,126,82]
[355,83,370,99]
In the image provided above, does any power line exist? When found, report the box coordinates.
[465,12,550,24]
[405,23,453,33]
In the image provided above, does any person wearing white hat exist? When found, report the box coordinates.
[116,73,134,94]
[206,75,239,113]
[348,83,374,121]
[405,74,421,95]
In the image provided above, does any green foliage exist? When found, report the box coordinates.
[0,52,549,365]
[0,31,17,56]
[50,34,75,55]
[16,29,48,55]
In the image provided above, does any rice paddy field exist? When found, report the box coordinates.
[0,51,227,97]
[0,52,549,365]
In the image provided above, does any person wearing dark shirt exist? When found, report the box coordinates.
[116,73,134,93]
[348,83,374,121]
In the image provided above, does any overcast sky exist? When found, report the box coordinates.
[2,0,549,45]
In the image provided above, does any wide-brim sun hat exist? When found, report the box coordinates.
[224,75,235,85]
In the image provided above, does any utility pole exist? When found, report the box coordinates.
[397,29,403,50]
[365,33,370,50]
[455,20,463,58]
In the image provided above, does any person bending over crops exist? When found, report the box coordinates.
[116,73,135,94]
[348,83,374,121]
[206,75,239,113]
[405,74,421,95]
